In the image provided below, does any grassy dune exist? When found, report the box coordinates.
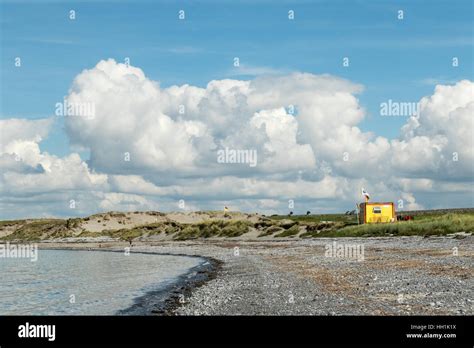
[75,220,253,241]
[330,213,474,237]
[0,210,473,241]
[269,213,358,224]
[1,219,67,241]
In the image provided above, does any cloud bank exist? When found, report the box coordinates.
[1,59,472,218]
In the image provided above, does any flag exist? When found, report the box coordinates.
[361,188,370,200]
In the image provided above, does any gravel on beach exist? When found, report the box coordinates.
[41,235,473,315]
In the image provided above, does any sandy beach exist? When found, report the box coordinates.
[39,235,474,316]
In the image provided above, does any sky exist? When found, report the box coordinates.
[0,0,473,219]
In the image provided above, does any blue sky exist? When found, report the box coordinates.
[0,0,473,218]
[2,0,473,157]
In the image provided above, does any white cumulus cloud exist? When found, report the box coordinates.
[1,59,472,218]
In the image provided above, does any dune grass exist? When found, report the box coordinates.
[0,219,26,227]
[105,228,146,240]
[83,219,253,241]
[299,221,346,238]
[258,225,284,237]
[173,220,251,240]
[274,224,300,237]
[270,214,358,224]
[313,213,474,237]
[1,219,68,241]
[2,211,472,241]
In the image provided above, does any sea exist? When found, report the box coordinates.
[0,249,203,315]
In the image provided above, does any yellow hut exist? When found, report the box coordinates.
[358,202,395,224]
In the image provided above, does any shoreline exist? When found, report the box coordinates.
[35,244,223,315]
[118,255,222,315]
[10,236,474,315]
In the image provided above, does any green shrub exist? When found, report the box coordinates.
[258,225,283,237]
[274,224,300,237]
[219,220,250,237]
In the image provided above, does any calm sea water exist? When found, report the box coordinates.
[0,249,202,315]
